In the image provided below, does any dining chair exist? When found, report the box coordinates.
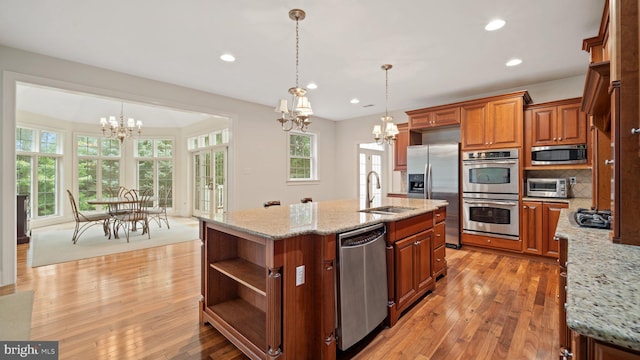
[66,189,112,244]
[264,200,281,207]
[114,189,151,242]
[146,187,171,229]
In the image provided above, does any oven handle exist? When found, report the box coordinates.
[463,199,518,206]
[462,160,518,165]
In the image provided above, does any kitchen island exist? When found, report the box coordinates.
[198,197,448,360]
[555,199,640,358]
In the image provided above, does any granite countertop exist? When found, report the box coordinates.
[555,198,640,351]
[199,197,447,240]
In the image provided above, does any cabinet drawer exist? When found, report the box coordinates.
[434,222,445,248]
[461,233,523,252]
[393,212,434,241]
[433,245,446,275]
[434,207,446,223]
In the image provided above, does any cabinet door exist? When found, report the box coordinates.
[522,201,543,255]
[415,230,433,293]
[394,235,417,311]
[394,123,409,171]
[461,102,488,150]
[557,103,587,145]
[530,106,558,146]
[409,113,432,129]
[543,202,568,257]
[488,97,524,148]
[432,107,461,127]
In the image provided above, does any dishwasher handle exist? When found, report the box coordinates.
[341,228,385,247]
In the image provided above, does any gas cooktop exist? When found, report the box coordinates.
[573,208,612,229]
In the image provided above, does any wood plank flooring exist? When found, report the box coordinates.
[10,236,559,359]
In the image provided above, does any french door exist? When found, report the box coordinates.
[358,145,384,208]
[193,147,227,217]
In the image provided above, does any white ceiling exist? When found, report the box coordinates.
[0,0,604,124]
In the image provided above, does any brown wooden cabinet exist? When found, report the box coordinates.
[393,123,421,171]
[432,207,447,280]
[393,229,433,314]
[407,106,460,130]
[527,99,587,147]
[522,201,543,255]
[386,210,442,327]
[522,200,566,258]
[461,91,531,150]
[581,0,640,245]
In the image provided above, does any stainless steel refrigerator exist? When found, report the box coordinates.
[406,143,461,248]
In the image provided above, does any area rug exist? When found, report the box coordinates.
[30,218,199,267]
[0,290,34,340]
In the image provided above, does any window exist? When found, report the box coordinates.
[288,132,317,181]
[76,136,121,210]
[135,139,174,207]
[16,127,62,218]
[187,129,229,150]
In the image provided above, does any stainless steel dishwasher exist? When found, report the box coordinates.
[335,223,388,350]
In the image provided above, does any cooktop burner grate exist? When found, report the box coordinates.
[573,208,612,229]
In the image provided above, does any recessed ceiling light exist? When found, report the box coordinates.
[307,83,318,89]
[350,98,360,104]
[485,19,506,31]
[506,58,523,67]
[220,54,235,62]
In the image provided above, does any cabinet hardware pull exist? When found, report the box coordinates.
[604,159,614,165]
[553,137,557,141]
[436,258,441,262]
[414,241,421,245]
[558,137,562,141]
[561,348,574,360]
[632,128,640,134]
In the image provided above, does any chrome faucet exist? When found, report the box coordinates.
[366,170,381,208]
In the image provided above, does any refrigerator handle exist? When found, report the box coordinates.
[427,163,433,199]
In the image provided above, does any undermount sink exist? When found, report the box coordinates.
[359,206,416,215]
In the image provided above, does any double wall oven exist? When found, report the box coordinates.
[462,148,520,240]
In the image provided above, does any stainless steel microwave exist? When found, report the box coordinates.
[530,144,587,165]
[526,178,568,198]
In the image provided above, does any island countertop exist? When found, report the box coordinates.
[199,197,448,240]
[555,198,640,351]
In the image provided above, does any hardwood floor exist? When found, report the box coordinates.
[11,238,558,359]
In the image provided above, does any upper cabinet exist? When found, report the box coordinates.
[523,98,591,169]
[393,123,421,171]
[460,91,532,150]
[407,106,460,130]
[527,99,587,147]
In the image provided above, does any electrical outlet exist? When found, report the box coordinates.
[295,265,305,286]
[569,177,577,185]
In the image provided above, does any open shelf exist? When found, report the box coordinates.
[209,298,267,351]
[211,258,266,296]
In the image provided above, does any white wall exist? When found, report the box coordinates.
[0,45,337,286]
[335,75,587,198]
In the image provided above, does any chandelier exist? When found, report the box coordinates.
[99,104,142,143]
[275,9,313,132]
[372,64,399,145]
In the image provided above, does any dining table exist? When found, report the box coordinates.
[87,197,154,239]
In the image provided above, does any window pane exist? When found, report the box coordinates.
[102,160,120,194]
[78,159,97,211]
[138,160,154,192]
[137,139,153,157]
[40,131,58,154]
[290,158,311,179]
[16,155,32,195]
[158,160,173,207]
[101,139,121,157]
[214,151,224,211]
[16,128,34,152]
[37,156,57,216]
[157,140,173,157]
[77,136,99,156]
